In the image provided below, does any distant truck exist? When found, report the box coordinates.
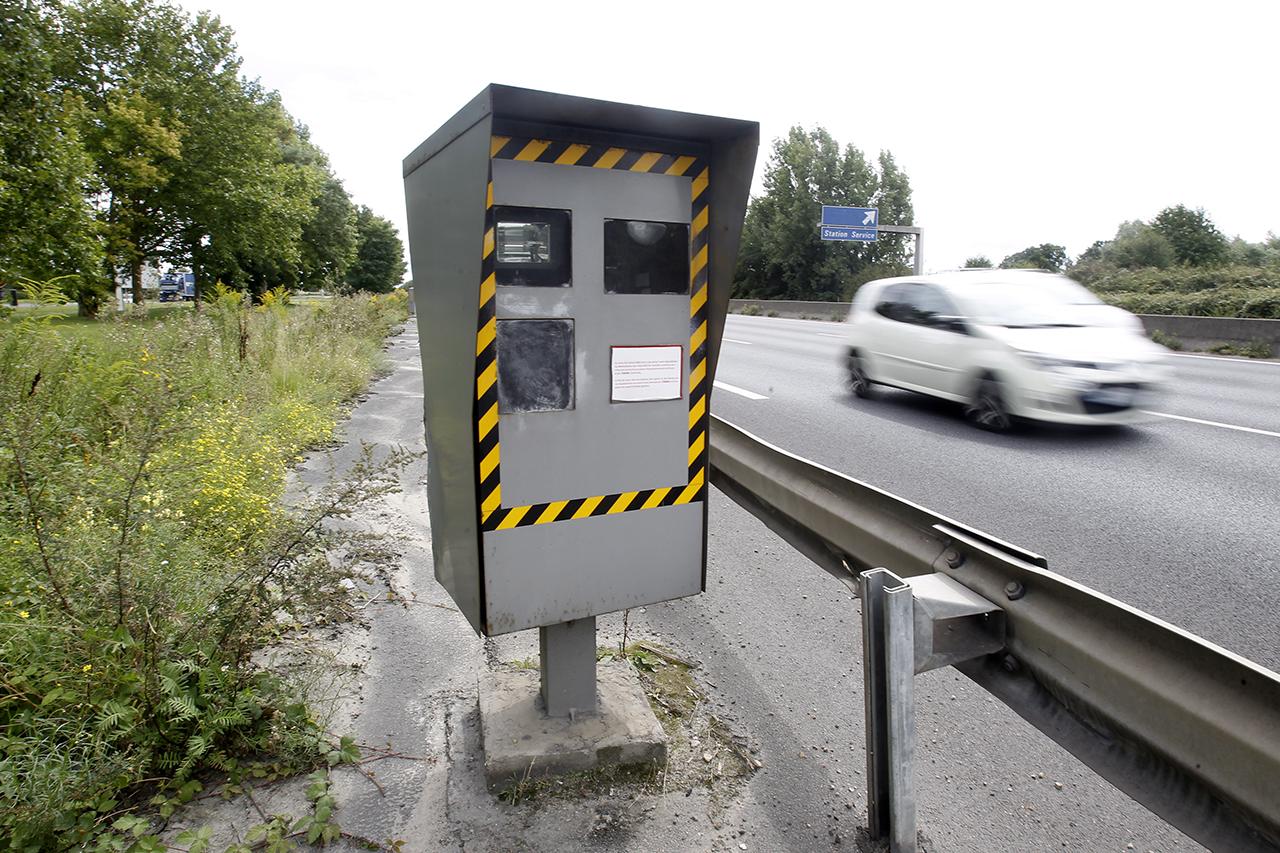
[159,272,196,301]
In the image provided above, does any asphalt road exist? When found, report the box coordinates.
[611,312,1280,852]
[298,320,1279,852]
[711,313,1280,672]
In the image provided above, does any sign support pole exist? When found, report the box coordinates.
[876,224,925,275]
[539,617,598,718]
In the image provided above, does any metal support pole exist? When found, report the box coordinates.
[861,569,918,853]
[876,224,925,276]
[539,616,597,718]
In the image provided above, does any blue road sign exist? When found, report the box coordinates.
[820,225,877,242]
[822,205,878,228]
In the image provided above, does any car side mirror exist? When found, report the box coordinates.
[933,315,969,335]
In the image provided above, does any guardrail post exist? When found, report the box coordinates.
[861,568,918,853]
[710,415,1280,851]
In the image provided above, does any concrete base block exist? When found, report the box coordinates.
[478,660,667,789]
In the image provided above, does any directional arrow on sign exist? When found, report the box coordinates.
[820,206,879,231]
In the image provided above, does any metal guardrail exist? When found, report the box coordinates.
[708,414,1280,852]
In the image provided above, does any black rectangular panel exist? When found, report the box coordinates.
[604,220,690,295]
[496,319,575,413]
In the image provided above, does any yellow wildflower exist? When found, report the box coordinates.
[83,664,92,672]
[19,610,29,619]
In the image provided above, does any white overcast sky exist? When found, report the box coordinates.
[187,0,1280,275]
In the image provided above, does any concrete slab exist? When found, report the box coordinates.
[479,660,667,789]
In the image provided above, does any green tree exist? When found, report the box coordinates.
[1227,237,1266,267]
[4,0,375,312]
[1151,205,1227,267]
[870,150,914,272]
[1076,240,1107,265]
[963,256,993,268]
[92,84,184,303]
[1104,221,1175,269]
[280,126,357,291]
[1227,233,1280,268]
[346,206,405,293]
[150,8,287,301]
[734,126,914,300]
[57,1,323,304]
[1000,244,1067,272]
[196,95,319,298]
[57,0,196,304]
[0,0,104,312]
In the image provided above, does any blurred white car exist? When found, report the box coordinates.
[843,270,1173,430]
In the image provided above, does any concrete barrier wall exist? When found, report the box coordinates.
[1136,314,1279,355]
[727,300,1279,357]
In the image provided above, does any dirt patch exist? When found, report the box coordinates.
[495,641,759,819]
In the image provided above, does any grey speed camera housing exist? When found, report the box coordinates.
[404,85,758,636]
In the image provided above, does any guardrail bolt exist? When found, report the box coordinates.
[1003,581,1025,601]
[1001,655,1021,674]
[944,548,965,569]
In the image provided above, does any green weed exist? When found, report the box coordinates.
[1209,340,1273,358]
[1149,329,1183,350]
[0,290,412,847]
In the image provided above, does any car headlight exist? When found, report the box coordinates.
[1018,352,1099,372]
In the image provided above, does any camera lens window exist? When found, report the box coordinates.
[604,219,690,295]
[494,206,571,287]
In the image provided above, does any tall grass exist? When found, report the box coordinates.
[0,290,410,847]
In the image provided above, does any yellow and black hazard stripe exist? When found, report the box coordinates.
[481,470,705,532]
[475,173,502,524]
[686,153,710,493]
[490,136,706,179]
[477,136,711,532]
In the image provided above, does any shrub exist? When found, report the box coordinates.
[1102,287,1280,318]
[1241,291,1280,319]
[1083,265,1280,296]
[1078,264,1280,318]
[1208,340,1273,358]
[0,292,410,846]
[1149,329,1183,350]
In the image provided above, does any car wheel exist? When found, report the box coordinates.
[966,376,1012,432]
[848,351,873,399]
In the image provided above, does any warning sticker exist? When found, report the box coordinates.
[611,345,683,403]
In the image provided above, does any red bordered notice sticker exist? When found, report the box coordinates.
[610,345,683,403]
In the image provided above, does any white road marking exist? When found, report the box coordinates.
[722,337,753,345]
[818,332,844,338]
[1143,411,1280,439]
[713,380,769,400]
[1168,353,1279,366]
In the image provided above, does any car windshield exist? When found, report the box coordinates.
[948,276,1103,328]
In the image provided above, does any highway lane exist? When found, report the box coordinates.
[603,312,1278,851]
[711,312,1280,671]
